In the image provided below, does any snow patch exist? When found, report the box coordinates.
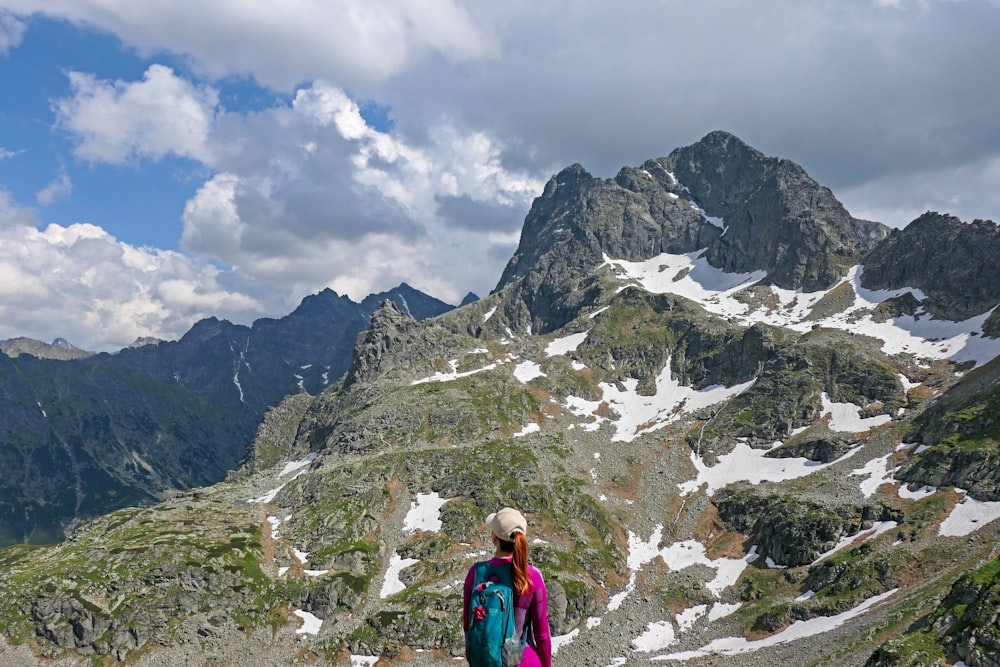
[939,491,1000,537]
[599,359,755,443]
[380,553,420,598]
[545,331,589,356]
[851,454,894,498]
[633,621,675,652]
[293,609,323,635]
[403,492,450,533]
[676,604,709,632]
[411,358,500,385]
[513,422,541,438]
[513,360,545,383]
[680,442,859,496]
[897,483,937,500]
[279,452,318,478]
[821,393,892,433]
[660,589,897,659]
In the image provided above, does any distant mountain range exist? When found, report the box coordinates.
[1,131,998,666]
[0,284,460,546]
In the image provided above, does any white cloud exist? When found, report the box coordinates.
[0,221,270,351]
[176,80,541,302]
[0,0,495,88]
[0,147,24,160]
[36,170,73,206]
[0,10,24,54]
[53,64,218,164]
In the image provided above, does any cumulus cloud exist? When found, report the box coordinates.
[175,80,542,302]
[49,64,542,305]
[0,221,272,351]
[53,64,218,163]
[0,146,24,160]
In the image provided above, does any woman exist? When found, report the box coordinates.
[463,507,552,667]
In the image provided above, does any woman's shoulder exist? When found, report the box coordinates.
[527,563,547,586]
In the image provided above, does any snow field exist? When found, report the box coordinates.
[605,252,1000,366]
[821,393,892,433]
[545,330,590,356]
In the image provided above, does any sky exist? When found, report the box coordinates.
[0,1,998,351]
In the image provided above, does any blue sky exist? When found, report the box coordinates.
[1,1,999,351]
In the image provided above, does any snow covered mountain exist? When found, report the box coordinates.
[0,132,997,667]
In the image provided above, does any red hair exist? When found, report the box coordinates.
[512,532,529,595]
[499,532,530,596]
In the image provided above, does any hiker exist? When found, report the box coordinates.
[463,507,552,667]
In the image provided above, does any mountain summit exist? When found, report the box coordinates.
[496,130,889,336]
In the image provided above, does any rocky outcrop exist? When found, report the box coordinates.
[716,485,901,566]
[897,357,1000,500]
[862,213,1000,322]
[345,300,420,389]
[867,556,1000,667]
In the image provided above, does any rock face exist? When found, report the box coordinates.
[0,284,455,547]
[716,485,901,566]
[669,130,890,291]
[862,213,1000,322]
[495,161,715,335]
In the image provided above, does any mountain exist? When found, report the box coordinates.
[0,283,456,547]
[1,132,999,667]
[0,337,94,361]
[496,130,889,336]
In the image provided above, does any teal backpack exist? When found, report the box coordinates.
[465,561,527,667]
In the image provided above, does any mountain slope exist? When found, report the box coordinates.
[1,132,998,667]
[0,284,456,547]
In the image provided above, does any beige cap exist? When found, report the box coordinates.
[486,507,527,541]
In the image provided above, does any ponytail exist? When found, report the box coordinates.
[496,532,530,595]
[511,532,529,596]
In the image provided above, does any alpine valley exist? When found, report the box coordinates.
[1,131,998,667]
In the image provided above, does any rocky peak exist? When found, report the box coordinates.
[493,131,890,335]
[862,211,1000,321]
[344,300,418,388]
[665,131,889,291]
